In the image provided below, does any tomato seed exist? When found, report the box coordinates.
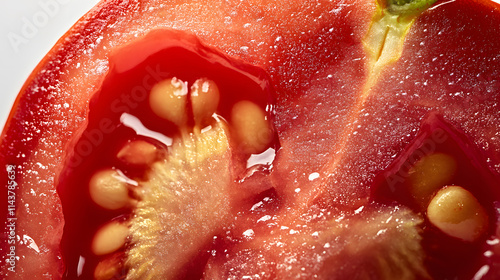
[231,100,273,154]
[149,78,188,126]
[92,221,129,256]
[427,185,488,242]
[117,140,158,166]
[89,169,134,210]
[94,253,125,280]
[190,78,220,127]
[407,153,457,209]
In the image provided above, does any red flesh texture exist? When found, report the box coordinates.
[0,0,499,279]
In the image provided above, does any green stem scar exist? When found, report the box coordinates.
[386,0,438,16]
[363,0,437,97]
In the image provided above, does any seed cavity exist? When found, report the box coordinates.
[231,100,273,154]
[89,169,136,210]
[117,140,158,166]
[427,186,488,242]
[92,221,129,256]
[59,30,279,279]
[407,153,457,209]
[149,78,188,126]
[91,78,274,279]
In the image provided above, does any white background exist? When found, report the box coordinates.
[0,0,101,131]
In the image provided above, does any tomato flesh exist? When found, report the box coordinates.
[2,0,500,279]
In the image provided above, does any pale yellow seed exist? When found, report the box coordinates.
[92,221,129,256]
[117,140,157,165]
[89,169,131,210]
[231,101,273,154]
[191,78,220,126]
[408,153,457,209]
[427,185,488,242]
[94,253,123,280]
[149,78,188,126]
[94,263,118,280]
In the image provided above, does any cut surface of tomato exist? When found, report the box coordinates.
[1,0,500,279]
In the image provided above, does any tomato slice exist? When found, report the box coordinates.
[1,0,500,279]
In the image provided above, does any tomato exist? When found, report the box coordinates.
[1,0,500,279]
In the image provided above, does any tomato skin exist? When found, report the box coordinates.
[1,0,500,279]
